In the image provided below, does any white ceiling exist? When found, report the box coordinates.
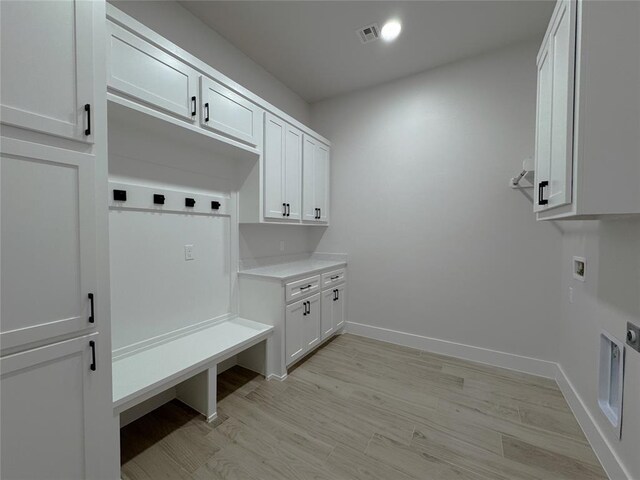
[181,1,554,103]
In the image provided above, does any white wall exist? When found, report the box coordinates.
[109,0,310,125]
[310,40,563,362]
[559,220,640,478]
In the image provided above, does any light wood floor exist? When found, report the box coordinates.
[121,334,608,480]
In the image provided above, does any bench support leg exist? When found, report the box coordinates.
[176,365,217,422]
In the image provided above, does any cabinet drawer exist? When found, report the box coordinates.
[322,268,346,288]
[285,275,320,304]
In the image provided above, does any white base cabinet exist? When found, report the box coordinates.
[239,262,347,377]
[286,293,321,365]
[322,284,345,339]
[534,0,640,219]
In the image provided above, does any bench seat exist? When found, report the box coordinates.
[112,317,273,413]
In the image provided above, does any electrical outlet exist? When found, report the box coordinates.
[184,244,194,261]
[627,322,640,353]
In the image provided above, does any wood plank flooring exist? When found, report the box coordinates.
[121,334,607,480]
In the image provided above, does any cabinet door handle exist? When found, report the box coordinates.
[88,293,95,323]
[336,289,339,301]
[538,181,549,206]
[204,103,210,122]
[307,301,311,314]
[282,203,286,216]
[303,301,308,316]
[191,96,197,116]
[286,203,290,217]
[84,104,91,136]
[318,208,321,219]
[89,340,96,371]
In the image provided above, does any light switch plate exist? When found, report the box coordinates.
[184,244,194,261]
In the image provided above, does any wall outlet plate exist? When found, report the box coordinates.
[627,322,640,353]
[573,256,586,281]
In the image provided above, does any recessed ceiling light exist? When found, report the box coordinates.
[381,20,401,42]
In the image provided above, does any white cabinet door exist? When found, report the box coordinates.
[107,21,198,122]
[200,76,260,147]
[302,135,330,223]
[1,333,100,480]
[315,143,330,222]
[264,114,302,221]
[1,138,96,353]
[285,299,305,366]
[304,293,321,351]
[535,0,576,211]
[284,125,302,220]
[333,284,346,330]
[321,289,335,340]
[1,0,94,142]
[264,113,286,219]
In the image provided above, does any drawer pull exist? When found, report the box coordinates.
[330,275,340,280]
[191,96,197,117]
[300,284,312,291]
[204,102,210,122]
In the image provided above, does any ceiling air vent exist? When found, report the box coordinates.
[357,23,380,44]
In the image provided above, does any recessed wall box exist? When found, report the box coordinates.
[211,201,221,210]
[185,198,196,207]
[598,331,625,438]
[153,194,165,205]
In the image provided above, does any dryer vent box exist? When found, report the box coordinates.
[598,331,625,438]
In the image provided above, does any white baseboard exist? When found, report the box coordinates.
[267,372,288,382]
[345,321,557,378]
[555,365,630,480]
[345,321,631,479]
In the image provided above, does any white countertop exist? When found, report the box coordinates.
[239,258,346,281]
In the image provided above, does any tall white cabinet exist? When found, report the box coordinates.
[534,0,640,219]
[0,0,95,142]
[1,1,118,478]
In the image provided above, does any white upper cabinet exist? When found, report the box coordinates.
[0,0,94,143]
[534,0,640,219]
[264,113,302,220]
[107,21,199,123]
[1,139,97,353]
[200,76,261,147]
[534,0,575,212]
[302,135,330,223]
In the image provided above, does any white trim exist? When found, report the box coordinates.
[345,321,557,378]
[345,321,631,479]
[555,365,630,480]
[266,373,288,382]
